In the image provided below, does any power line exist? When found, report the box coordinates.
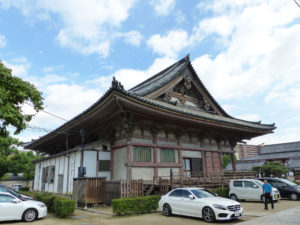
[26,125,53,133]
[24,102,68,121]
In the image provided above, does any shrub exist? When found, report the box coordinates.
[294,180,300,185]
[209,188,229,198]
[53,197,76,218]
[112,195,160,216]
[19,191,75,217]
[19,187,30,191]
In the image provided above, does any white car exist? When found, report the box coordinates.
[158,188,243,223]
[229,179,281,202]
[0,192,47,222]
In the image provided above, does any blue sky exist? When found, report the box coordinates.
[1,0,300,145]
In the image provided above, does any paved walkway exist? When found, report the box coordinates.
[241,206,300,225]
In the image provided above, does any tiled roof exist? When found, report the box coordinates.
[129,55,189,96]
[260,141,300,154]
[225,161,265,171]
[240,151,300,161]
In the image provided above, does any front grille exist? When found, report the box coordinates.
[227,205,241,211]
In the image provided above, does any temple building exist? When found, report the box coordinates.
[26,55,275,195]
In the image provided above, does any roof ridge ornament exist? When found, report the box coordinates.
[112,76,124,90]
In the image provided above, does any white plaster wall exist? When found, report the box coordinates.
[158,168,179,177]
[132,168,154,180]
[181,150,202,158]
[83,151,97,177]
[113,147,127,180]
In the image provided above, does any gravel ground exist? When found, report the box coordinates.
[1,200,298,225]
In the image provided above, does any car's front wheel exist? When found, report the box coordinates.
[163,204,172,217]
[202,207,216,223]
[291,193,298,201]
[22,208,38,222]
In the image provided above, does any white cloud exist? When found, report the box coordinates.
[235,114,261,122]
[147,29,190,58]
[0,0,137,56]
[192,0,300,101]
[115,30,143,46]
[3,57,31,77]
[150,0,176,16]
[0,34,6,47]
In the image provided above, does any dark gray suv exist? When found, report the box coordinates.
[256,178,300,200]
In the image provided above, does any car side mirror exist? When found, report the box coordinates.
[253,185,258,188]
[189,194,195,200]
[12,199,21,203]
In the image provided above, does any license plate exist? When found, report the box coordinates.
[275,195,278,199]
[234,211,239,217]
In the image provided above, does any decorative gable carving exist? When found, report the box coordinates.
[156,74,217,114]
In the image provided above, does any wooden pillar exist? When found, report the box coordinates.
[176,132,183,177]
[202,150,207,177]
[126,139,132,180]
[151,127,159,181]
[231,153,236,171]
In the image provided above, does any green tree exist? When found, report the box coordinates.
[0,61,43,180]
[252,161,289,177]
[0,61,43,135]
[222,154,237,169]
[7,150,42,183]
[0,131,19,179]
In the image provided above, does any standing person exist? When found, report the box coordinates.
[262,179,274,210]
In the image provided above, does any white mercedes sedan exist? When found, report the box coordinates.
[0,192,47,222]
[158,188,243,223]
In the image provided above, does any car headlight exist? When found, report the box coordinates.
[296,187,300,192]
[38,203,46,208]
[213,204,227,210]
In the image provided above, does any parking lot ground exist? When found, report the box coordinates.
[0,200,298,225]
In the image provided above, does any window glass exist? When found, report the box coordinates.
[181,190,191,198]
[191,189,215,198]
[279,178,297,186]
[233,181,243,187]
[0,194,15,203]
[244,181,255,188]
[161,149,175,162]
[134,147,151,162]
[169,190,182,197]
[99,160,110,171]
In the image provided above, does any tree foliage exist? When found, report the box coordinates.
[7,150,42,180]
[0,131,19,178]
[252,161,289,177]
[222,154,237,169]
[0,61,43,135]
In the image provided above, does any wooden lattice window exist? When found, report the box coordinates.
[99,160,110,171]
[134,146,151,162]
[161,149,175,162]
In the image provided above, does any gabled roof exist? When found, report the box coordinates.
[260,141,300,154]
[26,54,276,153]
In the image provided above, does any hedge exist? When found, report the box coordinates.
[209,188,229,198]
[112,195,160,216]
[19,187,30,192]
[53,197,76,218]
[19,191,75,217]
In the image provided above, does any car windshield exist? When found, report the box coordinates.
[255,180,264,187]
[191,189,216,198]
[6,187,27,201]
[279,178,297,186]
